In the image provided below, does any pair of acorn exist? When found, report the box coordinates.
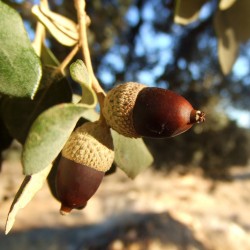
[56,82,205,214]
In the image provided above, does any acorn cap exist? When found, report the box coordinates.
[102,82,146,138]
[62,121,114,172]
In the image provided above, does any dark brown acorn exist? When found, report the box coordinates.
[56,121,114,215]
[102,82,205,138]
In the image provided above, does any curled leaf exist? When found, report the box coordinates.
[70,60,97,107]
[5,164,53,234]
[70,60,91,86]
[32,5,78,46]
[39,2,78,40]
[111,130,154,179]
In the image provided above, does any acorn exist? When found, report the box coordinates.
[102,82,205,138]
[56,121,114,215]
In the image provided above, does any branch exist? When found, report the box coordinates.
[74,0,106,110]
[58,43,80,74]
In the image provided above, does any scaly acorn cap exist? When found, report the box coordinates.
[62,121,114,172]
[102,82,146,138]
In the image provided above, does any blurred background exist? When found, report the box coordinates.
[0,0,250,249]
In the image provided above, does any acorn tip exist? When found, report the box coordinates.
[190,110,205,124]
[196,110,205,123]
[60,204,72,216]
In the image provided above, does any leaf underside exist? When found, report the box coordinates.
[112,130,154,179]
[5,164,53,234]
[70,60,97,107]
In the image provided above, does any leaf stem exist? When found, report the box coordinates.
[74,0,106,110]
[32,0,49,55]
[32,22,45,56]
[58,43,81,75]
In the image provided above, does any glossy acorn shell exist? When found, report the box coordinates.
[56,156,104,214]
[133,87,195,138]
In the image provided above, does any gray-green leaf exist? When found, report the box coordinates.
[0,2,42,98]
[70,60,97,107]
[22,103,93,175]
[112,130,154,179]
[1,67,72,144]
[5,164,53,234]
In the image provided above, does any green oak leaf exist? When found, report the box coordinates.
[1,67,72,144]
[70,60,97,107]
[111,130,154,179]
[22,103,95,175]
[0,2,42,98]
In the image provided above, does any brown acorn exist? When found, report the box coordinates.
[102,82,205,138]
[56,121,114,215]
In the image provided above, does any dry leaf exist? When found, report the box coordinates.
[39,3,78,41]
[174,0,207,25]
[5,164,53,234]
[219,0,236,10]
[32,5,78,46]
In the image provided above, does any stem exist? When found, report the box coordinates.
[74,0,106,110]
[32,0,49,55]
[57,43,81,75]
[32,22,45,56]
